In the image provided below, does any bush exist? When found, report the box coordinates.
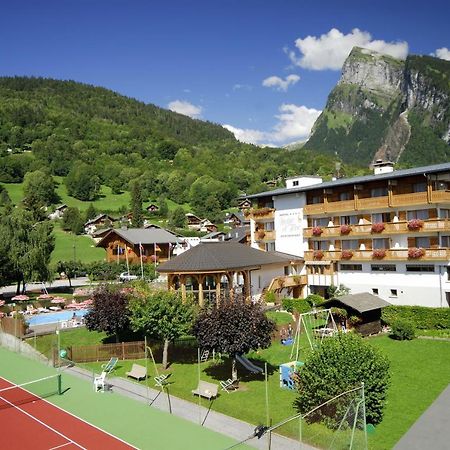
[304,294,326,307]
[391,319,416,340]
[295,333,390,426]
[281,298,311,314]
[382,305,450,330]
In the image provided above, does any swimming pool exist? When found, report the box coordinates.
[27,309,89,326]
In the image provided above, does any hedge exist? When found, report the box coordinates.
[382,305,450,330]
[282,298,311,314]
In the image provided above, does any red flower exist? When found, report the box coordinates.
[371,222,385,233]
[312,226,323,236]
[408,247,425,259]
[372,248,386,259]
[313,250,324,260]
[340,224,352,235]
[407,219,424,231]
[341,250,353,259]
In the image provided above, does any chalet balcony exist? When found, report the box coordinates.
[245,207,275,221]
[304,218,450,238]
[390,192,428,207]
[267,275,307,292]
[325,199,355,213]
[304,248,450,262]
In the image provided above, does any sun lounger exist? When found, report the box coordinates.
[192,380,218,400]
[220,378,239,393]
[126,363,147,381]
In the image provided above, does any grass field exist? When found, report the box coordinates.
[72,333,450,450]
[0,347,242,450]
[51,224,105,264]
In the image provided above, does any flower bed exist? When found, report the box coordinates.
[341,250,353,259]
[371,222,385,233]
[408,247,425,259]
[407,219,424,231]
[340,224,352,235]
[313,250,324,260]
[372,248,386,259]
[312,226,323,236]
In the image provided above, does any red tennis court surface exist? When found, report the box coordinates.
[0,377,136,450]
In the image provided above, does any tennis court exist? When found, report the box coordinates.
[0,347,241,449]
[0,375,135,449]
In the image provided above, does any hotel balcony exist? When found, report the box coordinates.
[267,275,307,292]
[304,218,450,238]
[245,207,275,221]
[255,229,276,241]
[304,189,450,215]
[304,248,450,262]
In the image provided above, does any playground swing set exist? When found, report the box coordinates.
[280,308,337,390]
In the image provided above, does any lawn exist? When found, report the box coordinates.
[51,223,105,264]
[76,334,450,449]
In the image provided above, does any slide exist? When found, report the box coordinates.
[235,354,263,374]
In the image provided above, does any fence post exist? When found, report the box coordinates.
[122,341,125,360]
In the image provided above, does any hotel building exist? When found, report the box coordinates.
[244,162,450,308]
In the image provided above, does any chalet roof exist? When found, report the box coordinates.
[244,162,450,200]
[225,226,249,242]
[202,231,226,240]
[85,214,115,226]
[97,227,180,247]
[92,227,112,237]
[55,204,67,211]
[157,241,302,273]
[326,293,390,314]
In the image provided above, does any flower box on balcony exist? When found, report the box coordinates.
[408,247,425,259]
[256,229,266,240]
[372,249,386,259]
[312,226,323,236]
[407,219,424,231]
[341,250,353,259]
[249,207,274,217]
[371,222,385,233]
[340,224,352,235]
[313,250,324,260]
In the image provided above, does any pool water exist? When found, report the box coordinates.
[27,309,89,326]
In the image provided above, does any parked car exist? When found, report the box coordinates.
[119,272,139,282]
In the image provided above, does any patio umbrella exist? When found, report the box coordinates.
[51,297,66,304]
[83,298,93,305]
[37,294,54,300]
[65,303,78,309]
[11,295,29,302]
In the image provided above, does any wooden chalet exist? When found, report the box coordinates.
[186,213,203,230]
[96,228,180,264]
[238,199,251,210]
[84,214,115,234]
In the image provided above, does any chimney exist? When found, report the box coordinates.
[372,160,394,175]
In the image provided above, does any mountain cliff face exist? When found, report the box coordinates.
[304,47,450,166]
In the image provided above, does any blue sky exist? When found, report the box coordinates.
[1,0,449,146]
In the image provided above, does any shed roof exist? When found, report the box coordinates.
[327,293,390,313]
[157,241,302,273]
[97,228,180,247]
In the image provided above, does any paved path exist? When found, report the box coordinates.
[66,365,314,450]
[0,277,93,296]
[394,384,450,450]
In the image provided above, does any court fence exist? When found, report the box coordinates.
[65,337,198,363]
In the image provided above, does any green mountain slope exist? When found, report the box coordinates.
[304,47,450,166]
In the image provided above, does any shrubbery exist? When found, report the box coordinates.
[382,305,450,330]
[295,332,390,426]
[391,319,416,340]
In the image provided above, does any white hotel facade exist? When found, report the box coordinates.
[244,162,450,308]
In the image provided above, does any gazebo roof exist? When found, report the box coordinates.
[157,241,302,273]
[326,293,390,314]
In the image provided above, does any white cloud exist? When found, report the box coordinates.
[262,74,300,92]
[288,28,408,70]
[223,103,321,146]
[432,47,450,61]
[167,100,202,118]
[233,83,253,91]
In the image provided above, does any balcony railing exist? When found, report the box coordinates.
[255,230,276,241]
[245,207,275,220]
[304,218,450,237]
[304,248,450,262]
[304,189,450,215]
[267,275,307,292]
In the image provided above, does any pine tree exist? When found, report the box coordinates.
[130,181,143,227]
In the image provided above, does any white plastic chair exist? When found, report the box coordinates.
[94,372,107,392]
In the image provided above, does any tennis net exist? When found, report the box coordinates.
[0,374,62,410]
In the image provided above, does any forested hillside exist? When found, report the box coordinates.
[0,77,363,217]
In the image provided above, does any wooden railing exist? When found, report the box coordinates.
[267,275,307,292]
[304,189,450,215]
[304,219,450,238]
[246,208,275,220]
[304,248,450,262]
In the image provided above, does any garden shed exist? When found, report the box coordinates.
[324,293,390,336]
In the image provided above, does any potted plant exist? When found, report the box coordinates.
[371,222,385,233]
[313,250,324,260]
[256,229,266,239]
[340,224,352,235]
[372,248,386,259]
[312,226,323,236]
[407,219,424,231]
[341,250,353,259]
[408,247,425,259]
